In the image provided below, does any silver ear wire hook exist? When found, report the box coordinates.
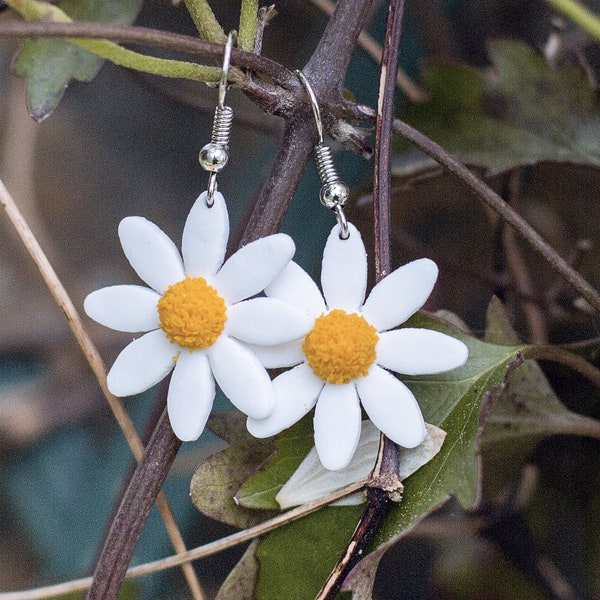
[199,31,237,207]
[295,70,350,239]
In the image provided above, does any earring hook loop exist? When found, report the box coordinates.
[295,70,324,145]
[218,31,236,109]
[334,204,350,240]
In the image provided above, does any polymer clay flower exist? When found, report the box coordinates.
[85,191,310,441]
[247,222,468,470]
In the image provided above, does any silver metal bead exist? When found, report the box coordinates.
[320,181,349,209]
[199,143,229,172]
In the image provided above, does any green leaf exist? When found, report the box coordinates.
[399,40,600,174]
[235,415,315,510]
[13,0,142,121]
[254,506,363,600]
[190,412,278,528]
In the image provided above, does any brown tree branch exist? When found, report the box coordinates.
[303,0,376,99]
[238,114,316,246]
[86,406,182,598]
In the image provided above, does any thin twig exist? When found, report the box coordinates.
[368,0,404,495]
[315,2,406,598]
[254,5,277,54]
[238,0,259,51]
[0,20,297,88]
[0,178,204,600]
[0,478,369,600]
[183,0,225,42]
[524,344,600,390]
[315,489,391,600]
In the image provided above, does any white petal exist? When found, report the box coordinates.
[265,261,326,316]
[167,351,215,441]
[314,383,362,470]
[321,223,367,312]
[208,336,275,419]
[181,191,229,278]
[276,421,446,508]
[377,328,468,375]
[362,258,438,331]
[246,363,323,437]
[277,419,378,508]
[107,329,176,396]
[84,285,160,332]
[214,234,295,305]
[243,340,305,369]
[119,217,185,294]
[357,366,426,448]
[227,298,312,345]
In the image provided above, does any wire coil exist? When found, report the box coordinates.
[314,145,338,186]
[210,105,233,147]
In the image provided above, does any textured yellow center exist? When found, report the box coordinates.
[302,309,379,384]
[158,277,227,350]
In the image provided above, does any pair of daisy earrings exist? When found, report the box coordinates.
[83,36,468,472]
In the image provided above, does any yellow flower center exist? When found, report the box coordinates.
[302,309,379,384]
[158,277,227,350]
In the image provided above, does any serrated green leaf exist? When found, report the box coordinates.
[399,40,600,174]
[13,0,142,121]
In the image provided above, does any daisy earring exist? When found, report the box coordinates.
[83,34,312,443]
[245,73,469,471]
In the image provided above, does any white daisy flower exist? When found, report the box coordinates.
[247,222,469,470]
[84,191,311,442]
